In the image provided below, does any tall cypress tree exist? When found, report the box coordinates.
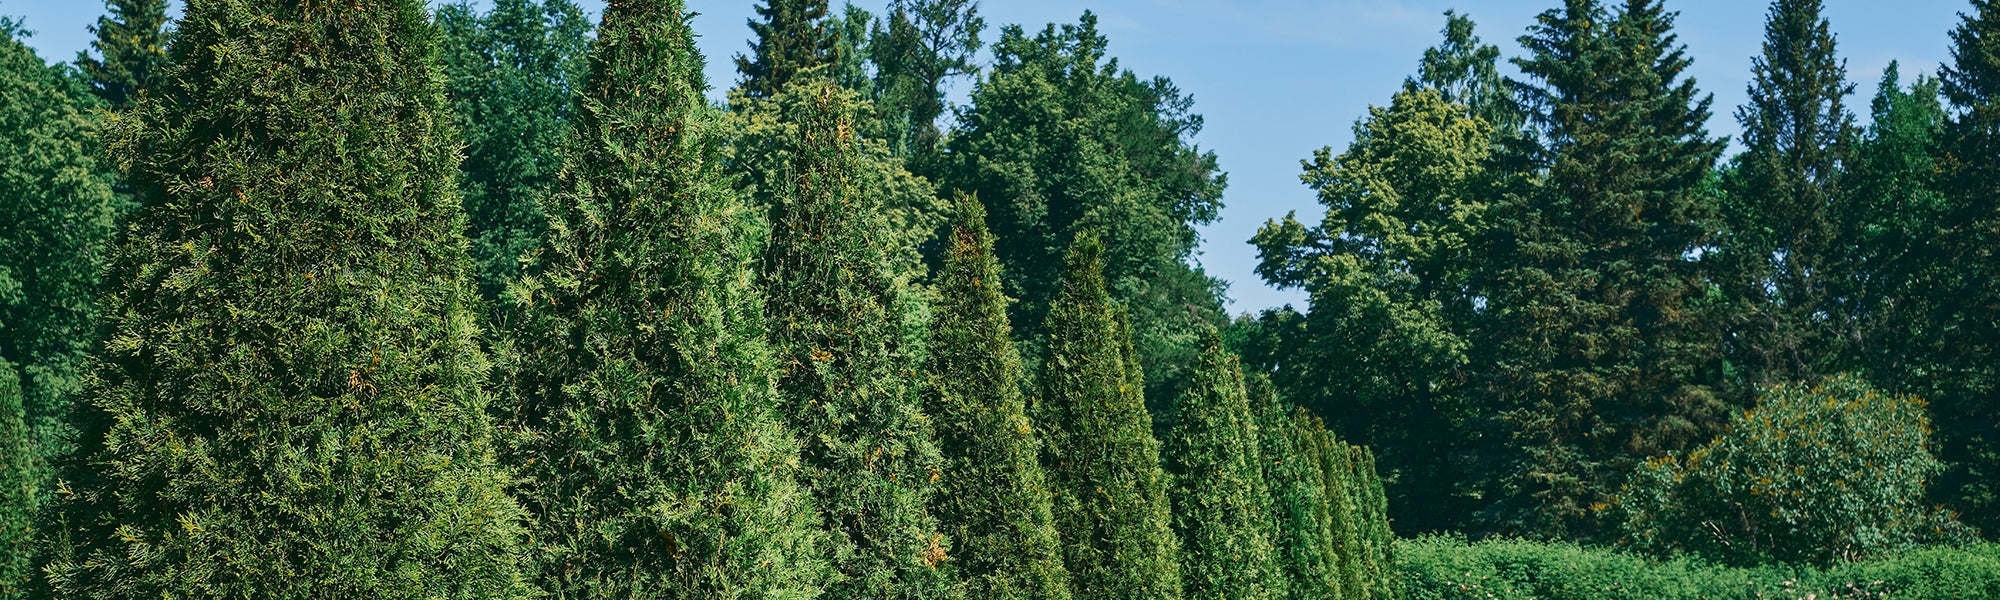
[76,0,171,111]
[1717,0,1856,391]
[0,361,28,600]
[1475,0,1729,539]
[735,0,836,101]
[437,0,591,301]
[496,0,827,597]
[1164,332,1281,600]
[44,0,530,597]
[1933,0,2000,533]
[925,194,1070,600]
[0,17,119,510]
[1037,233,1182,600]
[761,78,958,600]
[1303,419,1366,600]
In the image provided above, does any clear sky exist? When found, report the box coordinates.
[4,0,1973,314]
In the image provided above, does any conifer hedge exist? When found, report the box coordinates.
[760,77,958,600]
[925,195,1071,600]
[496,0,826,597]
[1038,233,1183,600]
[1165,332,1282,600]
[44,0,530,597]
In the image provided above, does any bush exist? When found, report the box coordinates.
[1397,536,2000,600]
[1613,375,1974,566]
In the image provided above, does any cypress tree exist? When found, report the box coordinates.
[1164,332,1282,600]
[1932,0,2000,533]
[0,362,28,599]
[77,0,171,111]
[924,194,1071,600]
[0,17,119,504]
[1037,233,1182,600]
[496,0,827,597]
[761,77,958,600]
[1717,0,1856,391]
[1304,420,1365,600]
[735,0,836,101]
[1476,0,1729,539]
[437,0,591,301]
[1246,376,1339,600]
[45,0,530,597]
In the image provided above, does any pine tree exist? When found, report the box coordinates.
[761,77,959,600]
[76,0,170,111]
[924,194,1071,600]
[949,13,1227,401]
[1407,10,1521,134]
[1475,0,1730,539]
[1037,233,1182,600]
[1245,375,1339,600]
[869,0,984,159]
[44,0,530,597]
[736,0,836,101]
[1717,0,1856,392]
[437,0,591,301]
[1164,332,1281,600]
[1932,0,2000,534]
[495,0,827,596]
[0,361,29,600]
[0,17,119,510]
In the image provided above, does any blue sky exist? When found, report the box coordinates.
[3,0,1973,313]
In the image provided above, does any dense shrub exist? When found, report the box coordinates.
[1613,375,1973,566]
[1398,536,2000,600]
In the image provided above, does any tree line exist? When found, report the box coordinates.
[0,0,1398,599]
[1240,0,2000,548]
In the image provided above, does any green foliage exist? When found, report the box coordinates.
[1406,11,1520,135]
[1294,414,1399,600]
[736,0,836,101]
[1614,375,1972,566]
[924,195,1071,600]
[759,77,959,600]
[0,19,119,506]
[1930,0,2000,535]
[44,0,530,597]
[76,0,170,111]
[494,0,827,596]
[1471,0,1731,539]
[1839,64,1948,392]
[1244,376,1340,600]
[1252,87,1491,535]
[1397,537,2000,600]
[0,361,29,600]
[1714,0,1857,394]
[437,0,590,302]
[728,70,946,282]
[948,12,1227,400]
[868,0,984,159]
[1164,332,1282,600]
[1037,233,1182,600]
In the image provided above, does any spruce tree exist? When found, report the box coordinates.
[1037,233,1182,600]
[1717,0,1856,392]
[736,0,836,101]
[1841,64,1950,398]
[496,0,826,597]
[437,0,591,301]
[77,0,171,111]
[924,194,1071,600]
[44,0,530,597]
[1932,0,2000,533]
[1164,332,1281,600]
[0,362,28,600]
[761,77,958,600]
[1475,0,1729,539]
[0,17,119,505]
[1246,376,1339,600]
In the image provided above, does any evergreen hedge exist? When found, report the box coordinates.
[45,0,530,597]
[1165,332,1282,600]
[496,0,827,596]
